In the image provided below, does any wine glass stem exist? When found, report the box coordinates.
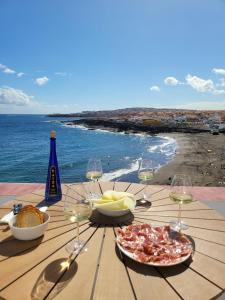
[178,203,182,230]
[76,222,80,242]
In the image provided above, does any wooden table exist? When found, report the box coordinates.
[0,182,225,300]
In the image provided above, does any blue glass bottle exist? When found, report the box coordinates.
[45,131,62,203]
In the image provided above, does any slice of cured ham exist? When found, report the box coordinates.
[117,224,192,265]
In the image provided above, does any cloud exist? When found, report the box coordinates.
[218,78,225,87]
[0,86,33,106]
[164,76,179,86]
[178,100,225,110]
[3,67,16,74]
[185,74,214,92]
[55,72,67,76]
[212,68,225,76]
[150,85,160,92]
[0,63,16,74]
[35,76,49,86]
[0,62,24,76]
[0,64,6,70]
[185,74,225,95]
[17,72,25,78]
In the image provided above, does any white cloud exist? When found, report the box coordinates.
[0,63,16,74]
[185,74,214,93]
[35,76,49,86]
[150,85,160,92]
[212,68,225,76]
[0,86,33,106]
[0,63,6,70]
[164,76,179,86]
[55,72,67,76]
[218,78,225,87]
[213,89,225,95]
[3,67,16,74]
[178,100,225,110]
[185,74,225,95]
[17,72,25,78]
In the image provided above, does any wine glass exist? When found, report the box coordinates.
[169,174,193,231]
[138,159,154,183]
[64,185,92,254]
[138,159,154,204]
[86,159,103,182]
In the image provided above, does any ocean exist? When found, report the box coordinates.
[0,114,176,183]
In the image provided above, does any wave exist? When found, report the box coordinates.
[62,124,89,130]
[101,159,140,181]
[148,136,176,157]
[43,120,61,123]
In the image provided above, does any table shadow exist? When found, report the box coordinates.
[135,200,152,209]
[0,235,44,257]
[31,258,77,300]
[0,223,10,233]
[89,209,134,226]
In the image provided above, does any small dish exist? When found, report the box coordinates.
[9,212,50,241]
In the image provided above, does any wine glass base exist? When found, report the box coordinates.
[65,240,88,255]
[169,220,189,231]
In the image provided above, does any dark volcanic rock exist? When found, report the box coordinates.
[62,118,209,134]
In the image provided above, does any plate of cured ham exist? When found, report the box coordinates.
[116,224,193,266]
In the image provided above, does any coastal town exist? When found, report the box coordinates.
[49,108,225,134]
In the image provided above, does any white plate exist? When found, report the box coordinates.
[116,232,192,267]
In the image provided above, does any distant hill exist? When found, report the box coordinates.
[47,107,225,120]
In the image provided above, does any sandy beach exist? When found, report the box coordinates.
[152,132,225,186]
[64,119,225,187]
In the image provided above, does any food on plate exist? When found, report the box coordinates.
[101,191,134,201]
[117,224,192,265]
[16,205,44,228]
[92,190,135,211]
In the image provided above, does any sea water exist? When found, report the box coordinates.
[0,115,176,183]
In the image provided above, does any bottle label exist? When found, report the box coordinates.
[49,166,58,195]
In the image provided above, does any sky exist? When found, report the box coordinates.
[0,0,225,114]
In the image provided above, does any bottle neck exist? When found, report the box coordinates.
[50,137,56,155]
[50,138,56,149]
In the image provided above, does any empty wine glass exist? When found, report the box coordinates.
[64,184,92,254]
[86,159,103,182]
[169,174,193,231]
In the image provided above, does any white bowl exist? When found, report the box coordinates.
[96,207,131,217]
[9,212,50,241]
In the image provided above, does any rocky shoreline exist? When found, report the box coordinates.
[62,118,210,135]
[61,118,225,187]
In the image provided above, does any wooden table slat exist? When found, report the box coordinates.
[0,226,99,300]
[158,264,222,299]
[113,181,132,192]
[0,223,92,290]
[125,258,181,300]
[0,182,224,300]
[98,181,114,193]
[93,227,135,300]
[185,251,225,289]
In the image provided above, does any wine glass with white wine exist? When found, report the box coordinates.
[138,159,155,204]
[169,174,193,231]
[64,185,92,254]
[138,159,154,182]
[86,159,103,181]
